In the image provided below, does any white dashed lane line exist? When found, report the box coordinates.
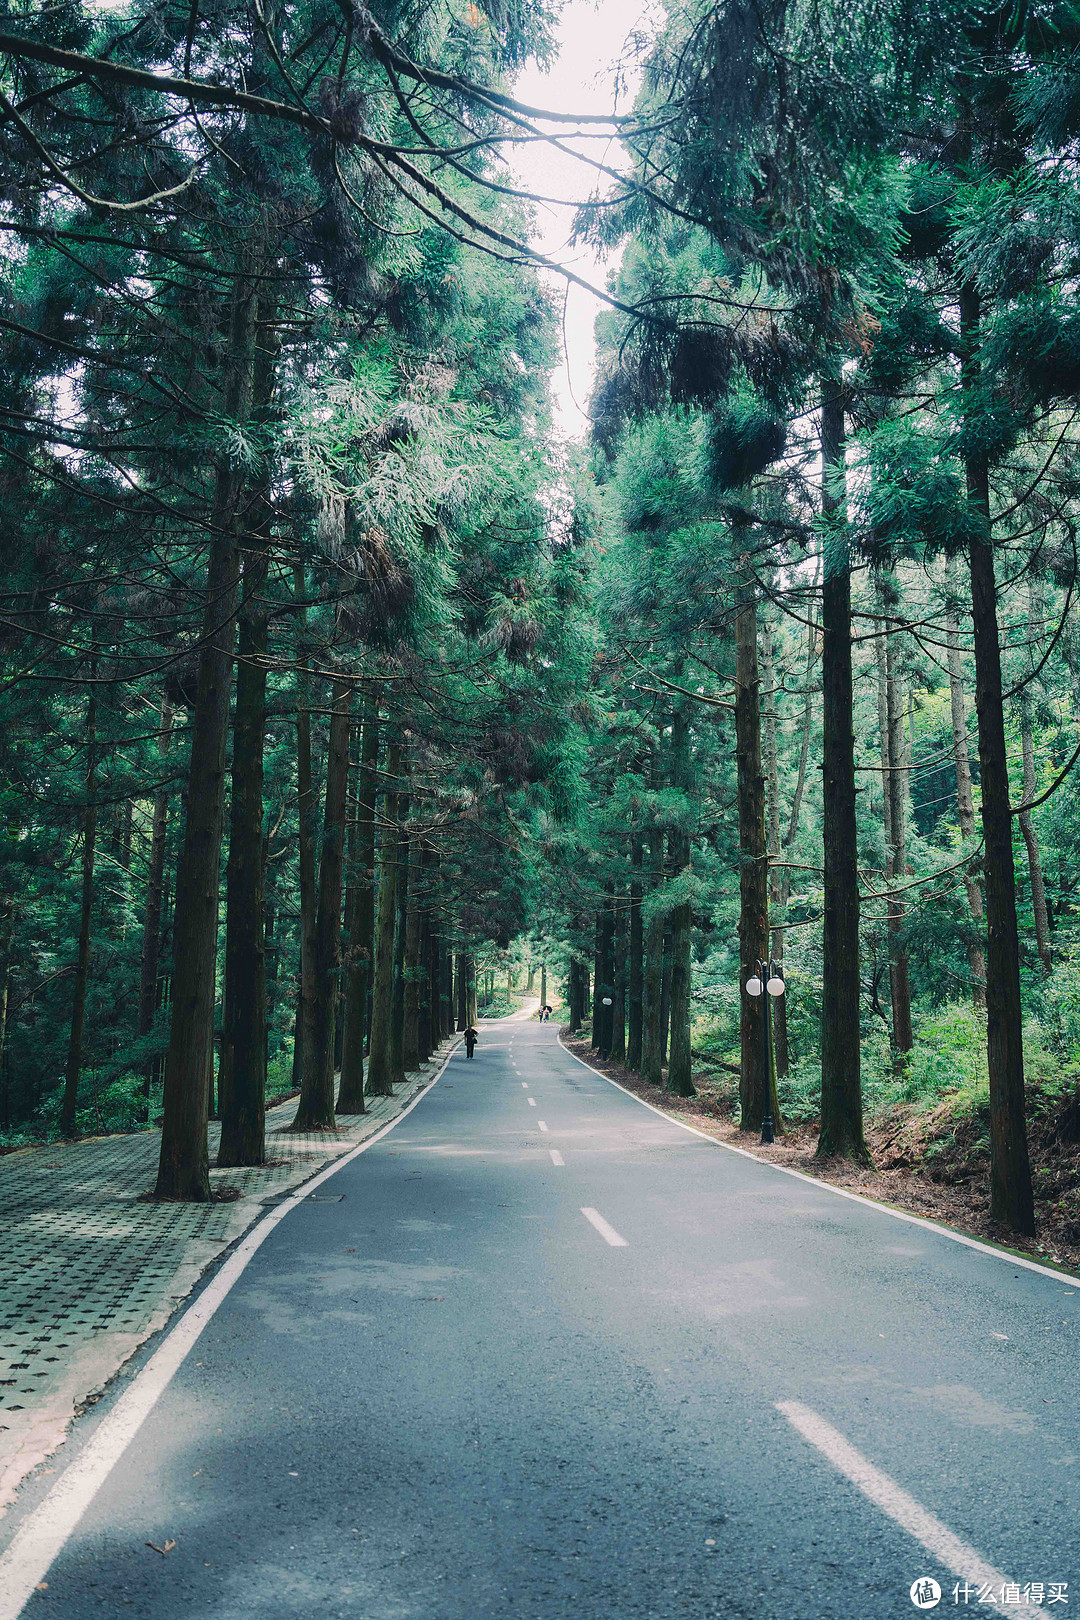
[548,1149,565,1167]
[580,1207,628,1247]
[538,1121,549,1132]
[527,1098,537,1107]
[777,1401,1021,1611]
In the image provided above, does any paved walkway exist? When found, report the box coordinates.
[0,1046,455,1510]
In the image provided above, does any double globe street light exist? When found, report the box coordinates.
[744,959,785,1144]
[598,994,613,1059]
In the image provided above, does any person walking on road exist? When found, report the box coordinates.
[464,1026,478,1059]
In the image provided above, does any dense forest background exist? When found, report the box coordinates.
[4,0,1080,1242]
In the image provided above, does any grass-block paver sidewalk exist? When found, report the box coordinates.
[0,1046,454,1510]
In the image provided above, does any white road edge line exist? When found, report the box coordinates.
[0,1043,461,1620]
[556,1032,1080,1291]
[776,1401,1023,1611]
[581,1207,628,1247]
[549,1149,565,1166]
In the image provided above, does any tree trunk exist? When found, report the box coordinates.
[152,870,173,1099]
[875,578,914,1056]
[736,585,777,1128]
[61,679,97,1136]
[265,852,280,1042]
[660,923,672,1067]
[0,896,12,1130]
[424,895,441,1056]
[667,899,693,1094]
[441,945,454,1040]
[817,377,868,1162]
[117,800,133,873]
[761,614,789,1078]
[0,894,12,1123]
[945,561,987,1007]
[390,768,410,1085]
[218,544,270,1164]
[627,837,644,1070]
[785,560,821,852]
[569,957,585,1031]
[540,962,547,1014]
[290,564,319,1100]
[291,679,350,1129]
[218,307,279,1164]
[418,899,432,1064]
[778,562,821,1031]
[962,280,1035,1235]
[641,824,666,1086]
[403,838,422,1072]
[338,696,379,1111]
[1019,590,1052,978]
[591,912,603,1048]
[597,897,612,1052]
[138,699,174,1114]
[611,891,627,1061]
[466,956,478,1029]
[875,603,895,853]
[456,951,468,1031]
[366,741,402,1095]
[885,628,913,1052]
[596,893,615,1055]
[156,262,259,1199]
[1018,688,1051,976]
[667,709,695,1097]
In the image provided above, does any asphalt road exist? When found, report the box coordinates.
[6,1019,1079,1619]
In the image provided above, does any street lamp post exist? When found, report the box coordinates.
[744,959,785,1144]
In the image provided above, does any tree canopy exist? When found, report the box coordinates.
[6,0,1080,1241]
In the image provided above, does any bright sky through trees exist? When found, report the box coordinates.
[511,0,651,437]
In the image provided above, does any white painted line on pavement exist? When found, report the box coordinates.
[581,1207,628,1247]
[538,1121,549,1132]
[549,1149,565,1166]
[0,1043,461,1620]
[527,1097,536,1107]
[521,1082,528,1088]
[777,1401,1022,1609]
[556,1033,1080,1292]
